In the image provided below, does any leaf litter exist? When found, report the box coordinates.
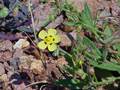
[0,0,120,90]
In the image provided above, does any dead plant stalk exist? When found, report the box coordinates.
[28,0,38,42]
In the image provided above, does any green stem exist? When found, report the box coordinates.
[59,47,72,58]
[93,73,98,82]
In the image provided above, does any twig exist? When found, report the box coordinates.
[28,0,38,42]
[23,31,37,47]
[24,80,48,90]
[39,84,47,90]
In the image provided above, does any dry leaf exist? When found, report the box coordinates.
[12,51,35,71]
[56,56,67,66]
[0,74,8,82]
[0,50,12,62]
[31,0,39,6]
[13,39,30,49]
[46,15,64,29]
[19,55,34,70]
[59,30,71,47]
[34,4,53,31]
[0,40,13,51]
[30,60,44,74]
[13,82,33,90]
[69,31,77,40]
[0,63,5,76]
[46,61,62,79]
[0,32,24,41]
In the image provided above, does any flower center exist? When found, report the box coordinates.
[44,35,55,45]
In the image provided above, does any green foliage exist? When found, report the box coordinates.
[90,60,120,73]
[0,6,9,18]
[56,78,88,90]
[56,1,120,90]
[83,37,102,60]
[80,4,99,36]
[102,26,113,44]
[94,76,120,86]
[113,43,120,58]
[59,0,80,27]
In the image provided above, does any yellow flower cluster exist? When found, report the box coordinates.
[37,29,60,51]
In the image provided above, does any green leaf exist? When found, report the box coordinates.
[90,60,120,73]
[103,26,113,43]
[113,44,120,56]
[93,76,120,86]
[55,78,88,90]
[104,26,112,38]
[83,37,101,59]
[64,21,76,26]
[113,44,120,51]
[0,7,9,18]
[80,3,98,36]
[59,48,74,66]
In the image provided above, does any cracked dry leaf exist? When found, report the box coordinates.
[56,57,68,66]
[46,62,62,79]
[19,55,34,70]
[30,60,44,74]
[0,51,12,62]
[34,4,53,31]
[13,39,30,49]
[19,62,29,70]
[0,74,8,82]
[0,40,13,51]
[0,63,5,76]
[13,49,25,58]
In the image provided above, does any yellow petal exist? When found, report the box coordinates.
[48,29,57,35]
[38,30,48,39]
[48,43,57,51]
[37,41,47,50]
[54,35,61,43]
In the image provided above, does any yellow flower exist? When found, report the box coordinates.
[37,29,60,51]
[79,60,84,65]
